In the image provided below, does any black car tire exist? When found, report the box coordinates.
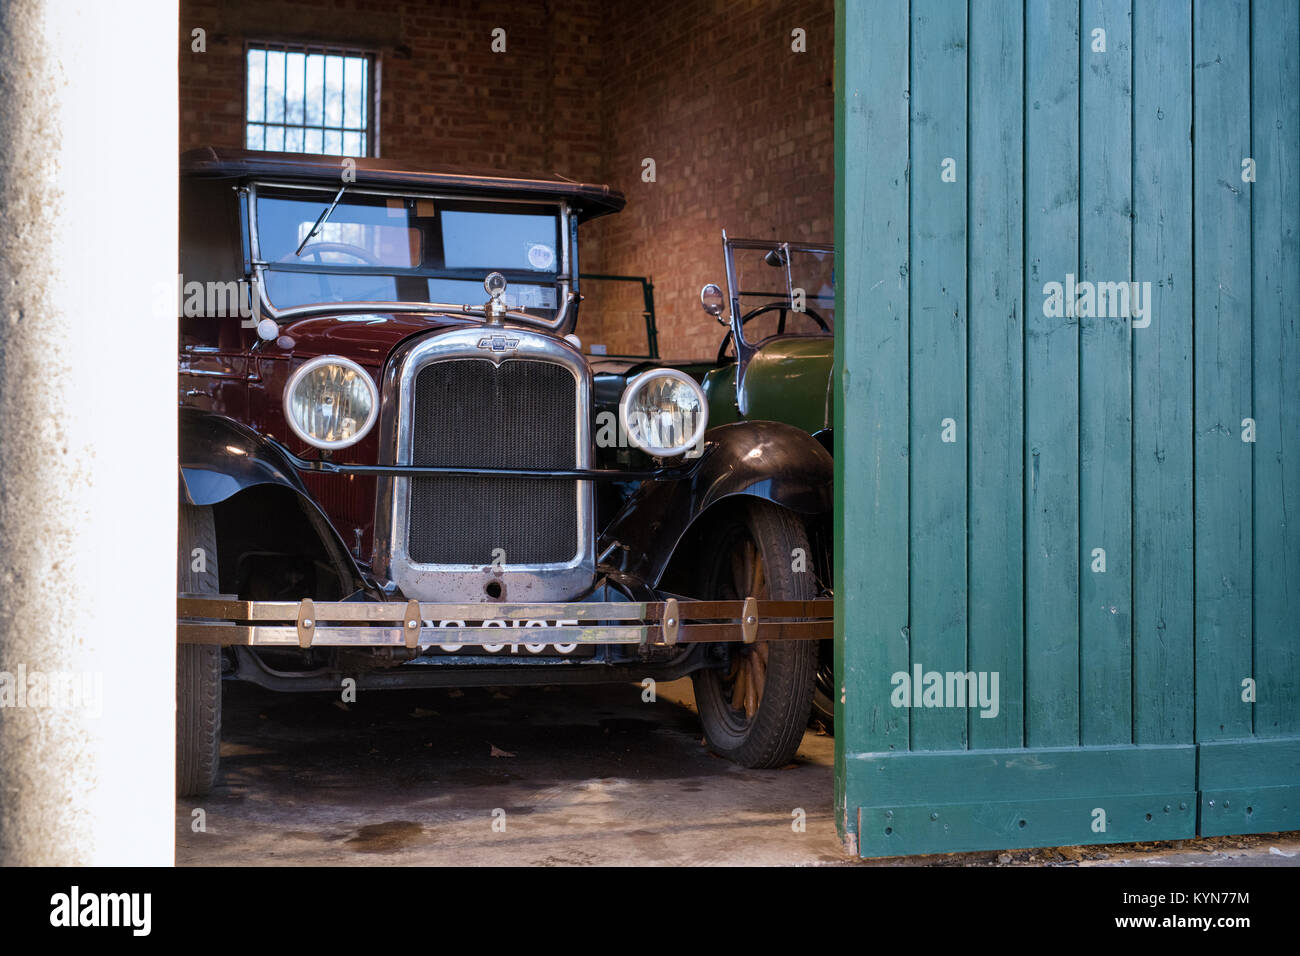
[177,503,222,797]
[691,499,817,768]
[810,639,836,734]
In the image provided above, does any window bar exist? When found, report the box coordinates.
[261,48,268,149]
[321,53,326,151]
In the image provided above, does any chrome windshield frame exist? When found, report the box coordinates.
[722,234,835,350]
[244,180,576,332]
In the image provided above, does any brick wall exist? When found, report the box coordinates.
[587,0,835,358]
[180,0,605,174]
[179,0,833,357]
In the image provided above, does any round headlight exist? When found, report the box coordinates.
[283,356,379,450]
[619,369,708,457]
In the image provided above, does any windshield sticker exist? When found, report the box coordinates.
[527,243,555,271]
[506,285,557,309]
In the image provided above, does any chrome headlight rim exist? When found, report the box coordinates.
[619,367,709,458]
[283,354,379,450]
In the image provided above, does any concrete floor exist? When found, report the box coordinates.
[177,677,1300,867]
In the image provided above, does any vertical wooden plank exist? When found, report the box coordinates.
[1132,0,1194,746]
[967,0,1025,750]
[908,0,969,751]
[834,0,911,841]
[1251,0,1300,738]
[1193,0,1254,742]
[1024,0,1081,748]
[1079,0,1134,745]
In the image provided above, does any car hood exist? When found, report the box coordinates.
[267,312,489,368]
[268,316,719,390]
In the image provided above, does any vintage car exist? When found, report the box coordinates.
[176,148,833,795]
[697,235,836,729]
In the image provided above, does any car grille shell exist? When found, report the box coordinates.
[407,357,579,566]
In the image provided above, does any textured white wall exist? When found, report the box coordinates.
[0,0,178,865]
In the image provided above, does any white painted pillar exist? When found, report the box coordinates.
[0,1,178,865]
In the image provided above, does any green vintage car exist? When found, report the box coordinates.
[575,239,836,733]
[698,234,836,730]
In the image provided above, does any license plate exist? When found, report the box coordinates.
[424,619,595,657]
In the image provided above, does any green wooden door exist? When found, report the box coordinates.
[835,0,1299,857]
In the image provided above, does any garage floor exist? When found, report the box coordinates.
[176,677,844,866]
[176,679,1300,867]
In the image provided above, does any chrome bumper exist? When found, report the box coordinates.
[177,597,833,648]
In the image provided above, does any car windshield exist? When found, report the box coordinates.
[571,274,657,357]
[254,187,564,318]
[729,243,834,345]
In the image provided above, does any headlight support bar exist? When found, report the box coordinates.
[266,437,700,481]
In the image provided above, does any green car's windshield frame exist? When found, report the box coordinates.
[244,181,577,331]
[722,236,835,349]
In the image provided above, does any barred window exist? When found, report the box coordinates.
[245,43,375,157]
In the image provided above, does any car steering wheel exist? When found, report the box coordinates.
[718,303,830,362]
[277,243,391,302]
[280,241,383,266]
[739,303,830,334]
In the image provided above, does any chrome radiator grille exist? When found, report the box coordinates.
[407,358,579,566]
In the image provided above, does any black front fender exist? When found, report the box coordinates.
[600,420,832,586]
[180,406,312,506]
[180,407,366,593]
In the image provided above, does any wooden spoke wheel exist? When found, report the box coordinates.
[723,537,769,722]
[691,500,817,768]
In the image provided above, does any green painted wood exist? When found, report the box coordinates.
[1198,737,1300,789]
[1250,0,1300,739]
[1078,0,1133,746]
[966,0,1025,752]
[1192,0,1254,742]
[1199,786,1300,837]
[907,0,969,752]
[1132,0,1194,747]
[846,744,1196,857]
[860,792,1195,857]
[833,0,911,845]
[834,0,1300,857]
[1023,0,1081,748]
[832,0,848,842]
[1198,738,1300,834]
[846,743,1194,804]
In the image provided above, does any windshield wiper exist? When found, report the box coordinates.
[294,185,347,257]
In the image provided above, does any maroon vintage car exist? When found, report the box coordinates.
[177,148,833,795]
